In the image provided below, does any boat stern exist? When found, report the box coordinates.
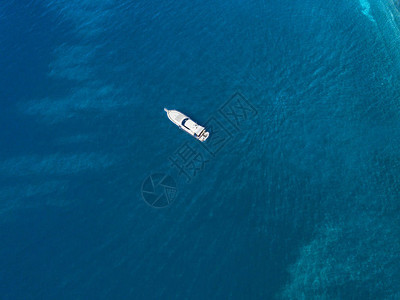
[198,130,210,142]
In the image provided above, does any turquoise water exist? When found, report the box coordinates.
[1,0,400,298]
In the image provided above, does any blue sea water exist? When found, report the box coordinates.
[1,0,400,299]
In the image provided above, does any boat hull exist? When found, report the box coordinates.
[164,108,209,142]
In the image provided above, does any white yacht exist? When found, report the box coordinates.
[164,108,209,142]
